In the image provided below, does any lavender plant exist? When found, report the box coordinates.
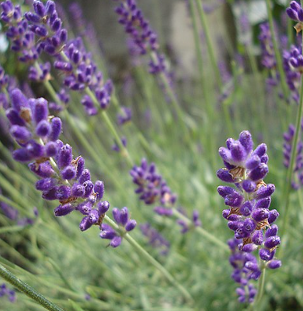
[0,1,301,310]
[217,131,281,304]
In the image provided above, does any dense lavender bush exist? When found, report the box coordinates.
[0,0,301,310]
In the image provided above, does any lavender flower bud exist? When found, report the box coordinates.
[26,140,44,158]
[12,148,32,162]
[264,236,281,249]
[240,203,252,218]
[216,168,234,183]
[76,157,85,179]
[97,201,110,214]
[251,208,269,222]
[49,117,62,141]
[125,219,137,231]
[255,184,275,199]
[10,125,31,142]
[35,178,56,191]
[243,218,256,234]
[71,183,85,197]
[58,144,73,169]
[251,230,263,245]
[268,209,279,224]
[29,162,54,177]
[83,180,94,198]
[242,180,256,193]
[56,185,71,201]
[36,120,51,137]
[45,141,58,157]
[265,224,278,238]
[79,169,90,184]
[33,98,48,124]
[239,130,253,153]
[110,236,122,248]
[61,166,76,180]
[94,180,104,201]
[100,229,116,240]
[242,244,257,252]
[259,248,274,261]
[248,163,268,181]
[112,208,121,224]
[42,187,58,200]
[230,141,247,163]
[217,186,235,198]
[245,155,260,170]
[224,192,244,207]
[253,143,267,157]
[79,216,93,231]
[6,108,26,126]
[119,207,129,226]
[255,197,271,209]
[267,260,282,269]
[76,202,92,215]
[89,209,99,224]
[54,203,74,216]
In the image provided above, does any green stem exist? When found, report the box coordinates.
[281,67,303,237]
[0,225,26,234]
[104,215,194,303]
[195,0,222,88]
[172,209,230,253]
[188,0,208,102]
[84,87,133,166]
[265,0,289,100]
[0,263,65,311]
[254,266,266,308]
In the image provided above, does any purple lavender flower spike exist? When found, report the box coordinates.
[218,131,281,304]
[100,206,136,247]
[287,2,303,33]
[4,90,113,237]
[283,122,303,189]
[117,106,132,125]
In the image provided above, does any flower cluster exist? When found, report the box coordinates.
[100,207,136,248]
[140,223,170,255]
[217,131,281,302]
[0,198,38,226]
[228,238,257,303]
[177,210,201,234]
[283,122,303,189]
[1,0,112,115]
[259,23,276,70]
[131,158,202,233]
[0,283,16,303]
[283,45,301,102]
[5,88,108,231]
[1,0,39,63]
[4,87,136,247]
[130,158,177,209]
[117,106,132,126]
[24,0,67,56]
[286,1,303,34]
[113,0,169,76]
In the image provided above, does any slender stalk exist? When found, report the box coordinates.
[104,215,194,303]
[85,87,133,166]
[265,0,289,100]
[188,0,209,107]
[0,225,26,234]
[172,209,230,253]
[0,263,65,311]
[253,266,266,308]
[281,64,303,237]
[195,0,222,88]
